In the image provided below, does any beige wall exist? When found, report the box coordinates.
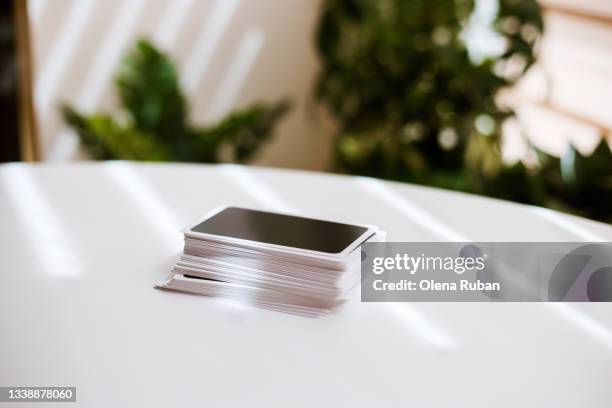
[29,0,335,170]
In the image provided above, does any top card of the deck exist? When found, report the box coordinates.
[183,206,376,258]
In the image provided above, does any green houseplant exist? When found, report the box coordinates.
[63,40,289,163]
[315,0,612,222]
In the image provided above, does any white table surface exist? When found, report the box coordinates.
[1,162,611,407]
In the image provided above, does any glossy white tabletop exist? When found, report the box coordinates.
[1,162,611,407]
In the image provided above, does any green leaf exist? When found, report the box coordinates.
[195,99,291,162]
[62,105,171,161]
[116,39,188,139]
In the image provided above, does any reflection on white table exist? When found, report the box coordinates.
[1,162,611,407]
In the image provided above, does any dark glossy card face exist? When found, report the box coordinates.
[190,207,369,254]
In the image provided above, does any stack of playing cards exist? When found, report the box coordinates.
[157,206,385,317]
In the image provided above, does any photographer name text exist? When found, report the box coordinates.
[373,279,500,292]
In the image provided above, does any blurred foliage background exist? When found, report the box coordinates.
[62,0,612,223]
[315,0,612,223]
[64,40,289,164]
